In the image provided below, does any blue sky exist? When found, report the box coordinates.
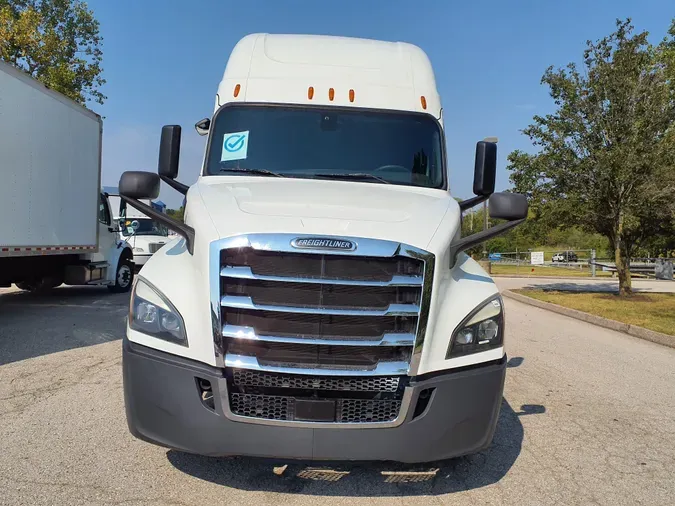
[90,0,674,208]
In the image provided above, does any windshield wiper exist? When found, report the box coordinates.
[218,167,284,177]
[312,173,391,184]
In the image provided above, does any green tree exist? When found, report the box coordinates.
[507,19,675,295]
[166,207,184,223]
[0,0,105,104]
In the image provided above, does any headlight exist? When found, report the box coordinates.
[447,296,504,358]
[129,278,187,346]
[133,247,145,253]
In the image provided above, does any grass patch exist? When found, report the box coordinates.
[491,264,611,277]
[513,289,675,336]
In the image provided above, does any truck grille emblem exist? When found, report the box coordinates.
[291,237,356,251]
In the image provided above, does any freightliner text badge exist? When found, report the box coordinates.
[290,237,357,251]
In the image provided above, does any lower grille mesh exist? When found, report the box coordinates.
[230,393,294,421]
[229,393,402,423]
[233,369,400,392]
[337,399,402,423]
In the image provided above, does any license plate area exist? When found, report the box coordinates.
[294,399,336,422]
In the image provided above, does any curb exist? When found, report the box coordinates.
[491,275,612,280]
[502,290,675,349]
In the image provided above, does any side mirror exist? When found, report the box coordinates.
[119,171,160,200]
[158,125,181,179]
[473,141,497,196]
[117,170,196,254]
[195,118,210,136]
[130,220,140,231]
[489,192,529,221]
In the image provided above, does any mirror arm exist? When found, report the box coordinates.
[458,195,489,212]
[160,175,189,195]
[120,195,195,255]
[449,218,526,268]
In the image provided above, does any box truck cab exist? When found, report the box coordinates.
[119,34,528,463]
[0,60,134,293]
[106,192,170,268]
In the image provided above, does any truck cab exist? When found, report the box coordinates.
[106,192,170,269]
[118,34,528,463]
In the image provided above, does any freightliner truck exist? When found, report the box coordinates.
[119,34,528,463]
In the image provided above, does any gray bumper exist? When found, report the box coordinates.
[123,338,506,463]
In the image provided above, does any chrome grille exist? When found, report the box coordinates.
[148,243,165,253]
[213,234,434,425]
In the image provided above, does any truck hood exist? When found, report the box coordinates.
[195,177,458,249]
[125,234,170,248]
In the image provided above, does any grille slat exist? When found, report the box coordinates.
[228,341,410,369]
[221,295,420,316]
[223,278,421,310]
[221,266,423,287]
[221,250,423,282]
[222,324,415,346]
[225,354,410,375]
[223,309,416,341]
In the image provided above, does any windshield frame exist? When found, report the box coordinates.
[201,102,448,191]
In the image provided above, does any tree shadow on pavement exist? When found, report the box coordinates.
[0,286,129,365]
[167,398,543,497]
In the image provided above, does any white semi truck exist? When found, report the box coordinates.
[118,34,528,463]
[0,60,134,293]
[107,192,170,269]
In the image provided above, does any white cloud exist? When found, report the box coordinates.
[101,125,205,209]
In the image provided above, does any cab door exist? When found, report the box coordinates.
[92,193,119,264]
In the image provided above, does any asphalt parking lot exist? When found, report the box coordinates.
[1,284,674,505]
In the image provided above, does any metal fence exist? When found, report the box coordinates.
[487,249,674,280]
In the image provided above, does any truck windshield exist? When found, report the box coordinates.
[122,218,169,237]
[204,105,446,189]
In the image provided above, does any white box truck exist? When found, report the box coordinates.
[106,191,170,269]
[0,60,134,293]
[118,34,528,463]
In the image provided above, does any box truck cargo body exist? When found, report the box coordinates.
[0,60,134,292]
[118,34,529,464]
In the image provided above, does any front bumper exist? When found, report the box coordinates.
[123,338,506,463]
[132,253,151,267]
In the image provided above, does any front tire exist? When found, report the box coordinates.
[109,258,134,293]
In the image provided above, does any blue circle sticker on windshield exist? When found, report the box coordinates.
[221,130,249,161]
